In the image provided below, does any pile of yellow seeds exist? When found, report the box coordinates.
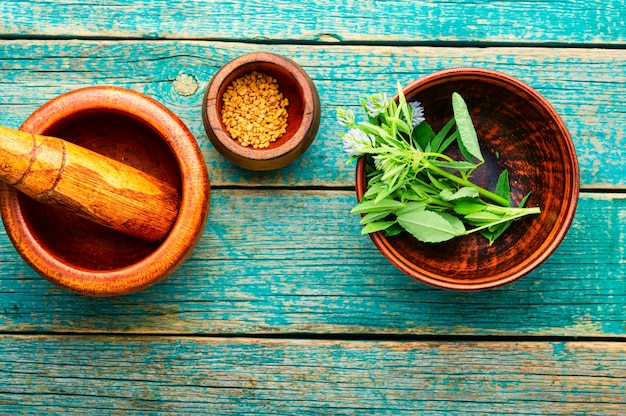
[221,71,289,148]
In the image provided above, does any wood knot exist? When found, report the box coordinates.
[173,72,198,96]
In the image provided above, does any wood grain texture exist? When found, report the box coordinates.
[1,3,623,413]
[1,190,623,337]
[0,335,623,415]
[0,0,623,45]
[0,40,624,188]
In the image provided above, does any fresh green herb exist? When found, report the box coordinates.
[338,83,540,245]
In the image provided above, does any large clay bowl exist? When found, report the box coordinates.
[356,68,579,290]
[202,52,320,171]
[0,86,210,296]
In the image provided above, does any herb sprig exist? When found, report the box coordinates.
[339,83,540,245]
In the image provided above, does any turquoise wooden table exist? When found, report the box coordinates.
[0,1,624,414]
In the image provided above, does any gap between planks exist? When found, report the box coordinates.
[1,331,624,343]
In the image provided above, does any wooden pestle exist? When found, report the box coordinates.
[0,125,180,242]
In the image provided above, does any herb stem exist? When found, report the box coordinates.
[422,152,456,163]
[426,197,455,209]
[463,207,542,235]
[423,160,511,207]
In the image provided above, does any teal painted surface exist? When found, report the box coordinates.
[0,41,624,188]
[0,336,624,414]
[1,191,623,337]
[1,1,625,412]
[0,1,623,45]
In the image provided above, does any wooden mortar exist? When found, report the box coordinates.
[0,86,210,296]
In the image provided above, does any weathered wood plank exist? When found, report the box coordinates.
[0,335,623,415]
[1,190,623,337]
[0,0,623,45]
[0,40,624,188]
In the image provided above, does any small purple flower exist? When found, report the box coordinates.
[409,101,425,127]
[337,108,355,127]
[373,155,385,171]
[364,93,389,118]
[342,128,375,157]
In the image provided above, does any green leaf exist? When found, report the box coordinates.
[480,220,513,246]
[427,172,452,192]
[519,192,531,208]
[358,122,393,142]
[464,211,503,224]
[360,211,393,225]
[440,212,466,234]
[495,170,511,205]
[452,92,483,162]
[399,188,424,202]
[351,198,405,214]
[388,95,399,118]
[385,113,398,140]
[384,223,405,236]
[361,220,396,234]
[457,137,476,164]
[430,118,456,153]
[408,182,437,198]
[440,186,480,202]
[438,130,459,154]
[396,82,413,129]
[412,120,435,151]
[385,117,412,135]
[479,229,497,246]
[397,210,465,243]
[439,188,454,201]
[380,164,406,188]
[396,201,427,216]
[479,193,538,245]
[374,179,405,203]
[363,180,385,199]
[453,198,487,215]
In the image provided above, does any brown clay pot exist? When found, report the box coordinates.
[202,52,320,171]
[356,68,579,291]
[0,86,210,296]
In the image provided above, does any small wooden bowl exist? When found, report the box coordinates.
[356,68,579,291]
[0,86,210,296]
[202,52,320,171]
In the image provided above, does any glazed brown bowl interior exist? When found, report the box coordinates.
[203,52,320,170]
[356,68,579,290]
[0,86,210,296]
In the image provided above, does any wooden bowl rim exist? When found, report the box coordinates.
[356,67,580,291]
[202,52,320,170]
[0,86,210,296]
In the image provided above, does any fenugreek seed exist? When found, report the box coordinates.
[220,71,289,148]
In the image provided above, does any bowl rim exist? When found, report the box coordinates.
[0,86,210,296]
[202,51,320,170]
[356,67,580,291]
